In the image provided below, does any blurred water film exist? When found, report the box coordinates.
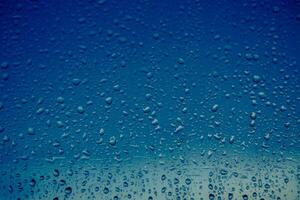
[0,0,300,199]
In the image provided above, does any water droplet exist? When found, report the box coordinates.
[65,186,72,195]
[109,136,117,146]
[211,104,219,112]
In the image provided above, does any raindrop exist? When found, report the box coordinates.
[103,187,109,194]
[77,106,85,114]
[65,186,72,195]
[72,78,81,86]
[185,178,192,185]
[211,104,219,112]
[109,136,117,146]
[53,169,60,177]
[105,97,113,105]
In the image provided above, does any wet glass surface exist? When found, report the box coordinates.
[0,0,299,199]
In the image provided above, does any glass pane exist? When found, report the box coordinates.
[0,0,299,199]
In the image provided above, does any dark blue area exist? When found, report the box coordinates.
[0,0,299,199]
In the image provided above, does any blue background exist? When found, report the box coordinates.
[0,0,299,199]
